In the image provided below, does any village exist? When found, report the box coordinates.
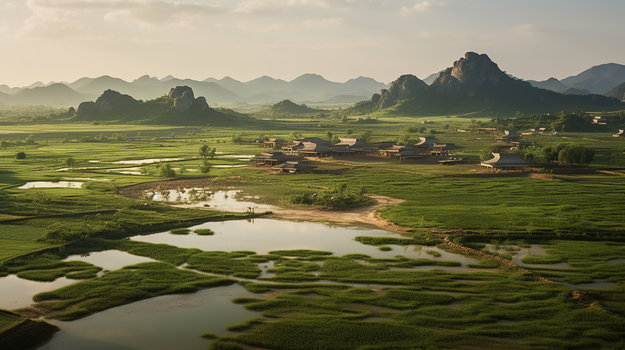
[253,129,540,174]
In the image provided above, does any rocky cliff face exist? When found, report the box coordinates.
[430,52,517,97]
[373,74,428,108]
[76,89,137,117]
[168,86,209,112]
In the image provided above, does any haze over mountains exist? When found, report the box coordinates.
[370,52,625,115]
[0,74,389,107]
[1,54,624,109]
[527,63,625,96]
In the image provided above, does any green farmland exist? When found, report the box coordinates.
[1,111,625,350]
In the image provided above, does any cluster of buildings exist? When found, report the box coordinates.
[254,129,552,173]
[254,136,466,173]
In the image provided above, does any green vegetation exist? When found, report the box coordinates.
[195,228,215,235]
[26,262,234,320]
[170,228,191,235]
[289,184,373,209]
[0,309,59,350]
[2,109,625,350]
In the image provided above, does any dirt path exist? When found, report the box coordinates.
[265,195,410,233]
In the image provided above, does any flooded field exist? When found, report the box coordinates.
[18,181,83,189]
[39,284,259,350]
[63,250,156,271]
[131,219,480,265]
[147,189,277,212]
[91,158,184,165]
[0,275,77,310]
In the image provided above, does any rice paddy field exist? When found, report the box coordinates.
[1,115,625,349]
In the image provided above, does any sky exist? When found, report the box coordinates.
[1,0,624,87]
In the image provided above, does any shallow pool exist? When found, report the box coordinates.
[18,181,83,189]
[149,189,277,213]
[39,284,260,350]
[63,250,156,271]
[131,219,480,265]
[0,275,77,310]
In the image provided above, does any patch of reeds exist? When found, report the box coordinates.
[195,229,215,236]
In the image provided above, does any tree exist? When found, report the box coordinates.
[66,157,76,169]
[158,164,176,178]
[558,145,595,165]
[480,148,494,161]
[360,130,372,143]
[16,152,26,159]
[199,160,212,174]
[199,144,217,159]
[326,131,333,142]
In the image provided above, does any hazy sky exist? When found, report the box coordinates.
[1,0,624,87]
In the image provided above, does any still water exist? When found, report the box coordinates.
[0,251,156,310]
[29,219,481,350]
[131,218,480,265]
[18,181,83,189]
[39,284,259,350]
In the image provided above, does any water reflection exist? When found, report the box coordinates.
[64,251,155,271]
[130,219,480,266]
[146,189,276,213]
[40,284,260,350]
[0,275,77,310]
[18,181,83,189]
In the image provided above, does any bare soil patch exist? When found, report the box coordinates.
[118,178,408,233]
[266,195,409,233]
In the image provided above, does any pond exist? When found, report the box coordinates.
[91,158,184,165]
[106,167,143,175]
[63,250,156,271]
[148,189,277,213]
[33,219,482,350]
[0,275,77,310]
[18,181,83,189]
[131,219,480,266]
[39,284,260,350]
[0,251,157,310]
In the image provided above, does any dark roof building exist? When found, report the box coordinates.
[255,151,306,166]
[481,153,529,170]
[272,161,316,174]
[496,130,522,143]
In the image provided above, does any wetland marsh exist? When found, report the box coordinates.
[1,117,625,350]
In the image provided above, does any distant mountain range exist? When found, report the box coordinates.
[372,52,625,115]
[526,63,625,97]
[0,74,390,107]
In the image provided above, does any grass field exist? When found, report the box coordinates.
[1,115,625,349]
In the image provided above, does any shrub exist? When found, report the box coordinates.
[16,152,26,159]
[170,228,191,235]
[158,164,176,178]
[195,229,215,236]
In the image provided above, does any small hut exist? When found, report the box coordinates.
[335,138,373,154]
[272,161,316,174]
[379,145,407,158]
[254,152,306,166]
[431,143,463,156]
[414,137,440,154]
[481,153,529,171]
[496,130,522,143]
[259,138,288,149]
